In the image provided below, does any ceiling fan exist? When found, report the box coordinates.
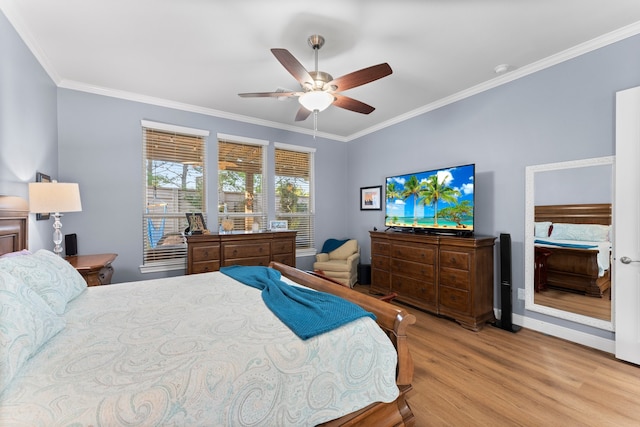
[238,35,393,123]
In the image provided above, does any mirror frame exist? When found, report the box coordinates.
[524,156,614,331]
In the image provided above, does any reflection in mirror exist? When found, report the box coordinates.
[525,156,614,331]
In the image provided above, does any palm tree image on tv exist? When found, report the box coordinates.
[420,174,461,227]
[385,164,474,231]
[400,175,423,226]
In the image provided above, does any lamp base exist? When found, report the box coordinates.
[52,212,64,256]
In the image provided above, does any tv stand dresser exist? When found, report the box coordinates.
[369,231,496,331]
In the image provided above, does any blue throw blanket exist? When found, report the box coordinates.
[535,239,597,249]
[220,265,375,340]
[321,238,350,253]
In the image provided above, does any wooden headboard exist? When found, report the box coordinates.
[535,203,611,225]
[0,196,29,255]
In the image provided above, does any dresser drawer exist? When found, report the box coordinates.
[272,239,294,254]
[372,256,389,271]
[439,286,470,314]
[440,249,471,271]
[191,244,220,262]
[223,242,270,259]
[371,268,390,287]
[272,253,294,266]
[371,240,390,256]
[191,260,220,274]
[439,267,471,290]
[391,243,436,264]
[223,256,271,267]
[391,258,435,282]
[391,275,437,306]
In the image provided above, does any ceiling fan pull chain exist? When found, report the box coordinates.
[313,110,318,138]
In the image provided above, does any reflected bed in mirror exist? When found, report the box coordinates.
[525,156,614,331]
[534,204,611,320]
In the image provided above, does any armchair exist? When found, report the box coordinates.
[313,239,360,288]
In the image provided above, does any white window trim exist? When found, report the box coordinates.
[218,133,268,146]
[274,142,316,153]
[141,119,210,137]
[140,259,187,274]
[274,142,316,254]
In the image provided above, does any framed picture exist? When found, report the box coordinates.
[360,186,382,210]
[35,172,51,220]
[186,212,207,234]
[269,220,288,231]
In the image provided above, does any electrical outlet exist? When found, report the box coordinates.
[517,288,525,300]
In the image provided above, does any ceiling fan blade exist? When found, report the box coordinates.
[271,48,314,88]
[333,94,375,114]
[326,63,392,92]
[295,106,312,122]
[238,91,300,98]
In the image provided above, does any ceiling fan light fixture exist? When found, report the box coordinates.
[298,91,334,112]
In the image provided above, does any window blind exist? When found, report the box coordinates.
[274,145,314,250]
[142,123,208,271]
[218,138,267,231]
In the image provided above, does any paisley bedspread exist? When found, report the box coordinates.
[0,271,399,426]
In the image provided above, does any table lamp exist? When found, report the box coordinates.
[29,181,82,256]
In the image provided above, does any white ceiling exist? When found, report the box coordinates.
[3,0,640,141]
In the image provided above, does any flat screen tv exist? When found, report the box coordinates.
[385,163,475,236]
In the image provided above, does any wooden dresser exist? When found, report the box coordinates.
[186,231,296,274]
[370,231,496,331]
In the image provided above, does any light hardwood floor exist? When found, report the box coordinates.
[535,287,611,321]
[353,284,640,427]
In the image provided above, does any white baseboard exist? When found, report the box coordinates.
[494,309,614,353]
[514,313,614,353]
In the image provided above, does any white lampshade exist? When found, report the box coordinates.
[298,91,334,112]
[28,182,82,214]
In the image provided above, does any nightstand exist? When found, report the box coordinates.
[66,253,118,286]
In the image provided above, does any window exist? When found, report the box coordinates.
[141,120,209,272]
[275,143,315,252]
[217,135,267,232]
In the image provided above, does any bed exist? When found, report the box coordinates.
[534,203,612,297]
[0,195,416,426]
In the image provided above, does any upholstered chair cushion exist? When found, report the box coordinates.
[328,239,358,260]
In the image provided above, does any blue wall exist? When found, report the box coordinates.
[0,11,58,251]
[346,34,640,339]
[56,90,350,281]
[3,8,640,342]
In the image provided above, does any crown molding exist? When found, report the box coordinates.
[3,1,639,144]
[348,21,640,141]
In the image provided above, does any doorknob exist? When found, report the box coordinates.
[620,256,640,264]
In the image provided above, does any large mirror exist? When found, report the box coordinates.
[525,156,614,331]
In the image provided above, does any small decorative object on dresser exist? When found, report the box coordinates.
[66,253,117,286]
[185,212,207,235]
[269,220,288,231]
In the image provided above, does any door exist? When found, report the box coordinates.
[614,86,640,365]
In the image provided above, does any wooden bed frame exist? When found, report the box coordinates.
[0,195,416,427]
[535,203,611,297]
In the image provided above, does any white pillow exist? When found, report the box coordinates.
[550,223,611,242]
[534,221,552,238]
[0,270,65,395]
[0,249,87,314]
